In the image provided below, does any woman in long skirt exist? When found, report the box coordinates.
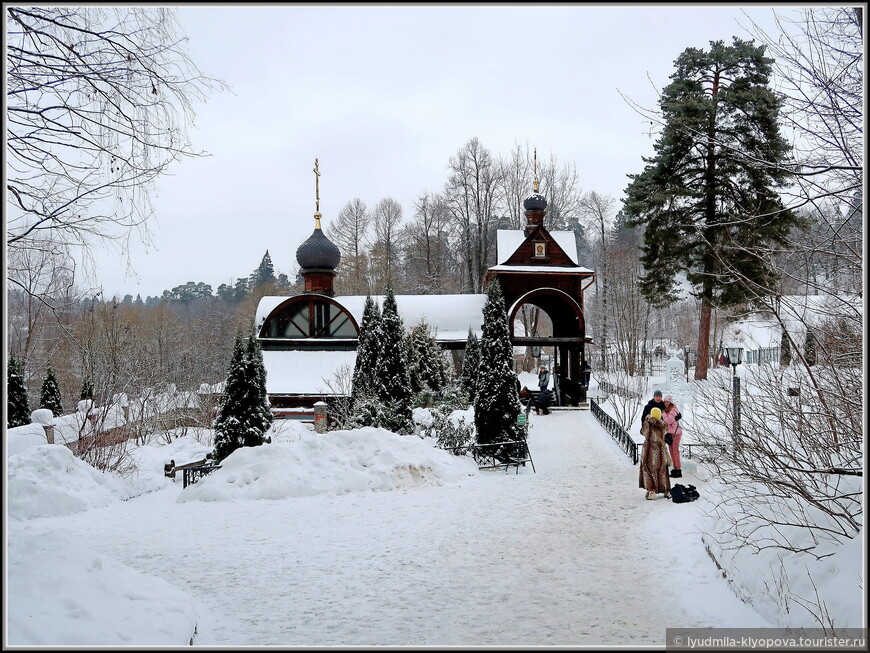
[639,407,671,500]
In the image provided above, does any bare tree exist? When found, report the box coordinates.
[580,191,617,371]
[400,192,457,294]
[7,243,80,376]
[539,153,584,231]
[370,197,404,293]
[497,141,534,229]
[443,138,503,292]
[328,198,372,295]
[6,7,226,291]
[693,359,861,556]
[745,7,863,210]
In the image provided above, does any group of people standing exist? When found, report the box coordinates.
[638,389,684,500]
[519,365,554,415]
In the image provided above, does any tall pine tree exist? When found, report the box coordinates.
[376,287,413,433]
[7,355,30,428]
[213,328,271,463]
[623,38,798,380]
[39,366,63,417]
[250,250,276,288]
[460,328,481,402]
[474,280,522,449]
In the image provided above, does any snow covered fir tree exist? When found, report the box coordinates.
[7,355,30,428]
[460,328,481,403]
[474,280,523,455]
[374,287,414,434]
[212,326,273,463]
[39,366,64,417]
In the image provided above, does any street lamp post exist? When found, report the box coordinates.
[726,345,744,449]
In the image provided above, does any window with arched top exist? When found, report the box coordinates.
[261,297,359,339]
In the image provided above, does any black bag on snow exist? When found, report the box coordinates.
[670,483,700,503]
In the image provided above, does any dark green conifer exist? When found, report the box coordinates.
[376,287,413,433]
[623,38,798,380]
[39,366,63,417]
[460,328,481,402]
[805,328,817,367]
[213,327,271,463]
[474,280,522,450]
[7,355,30,428]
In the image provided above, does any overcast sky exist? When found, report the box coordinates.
[78,4,792,300]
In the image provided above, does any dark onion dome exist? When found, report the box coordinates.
[296,219,341,271]
[523,191,547,211]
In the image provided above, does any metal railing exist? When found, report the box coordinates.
[183,463,222,488]
[590,398,638,465]
[596,380,641,399]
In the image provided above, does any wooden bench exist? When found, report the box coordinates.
[164,455,216,483]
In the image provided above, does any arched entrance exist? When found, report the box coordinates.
[508,288,588,406]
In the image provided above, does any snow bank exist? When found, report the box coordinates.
[7,445,128,520]
[7,530,197,646]
[123,432,216,497]
[697,475,864,629]
[6,423,51,456]
[178,427,478,503]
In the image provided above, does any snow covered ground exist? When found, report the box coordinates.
[12,405,851,647]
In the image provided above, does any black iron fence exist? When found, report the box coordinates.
[182,463,222,488]
[596,380,642,399]
[590,398,638,465]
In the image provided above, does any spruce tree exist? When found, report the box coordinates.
[7,355,30,428]
[805,328,817,367]
[250,250,276,288]
[460,328,481,403]
[779,330,792,367]
[376,287,413,433]
[213,328,270,463]
[351,296,382,404]
[474,280,522,451]
[39,366,63,417]
[623,38,798,380]
[246,325,273,441]
[407,319,447,396]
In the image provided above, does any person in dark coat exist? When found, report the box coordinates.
[519,386,532,409]
[641,389,666,421]
[538,366,550,391]
[535,387,552,415]
[639,407,671,499]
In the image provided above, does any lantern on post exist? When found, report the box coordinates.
[726,345,744,447]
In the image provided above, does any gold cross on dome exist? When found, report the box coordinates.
[533,148,539,192]
[313,158,321,214]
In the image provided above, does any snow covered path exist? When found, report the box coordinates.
[25,410,773,646]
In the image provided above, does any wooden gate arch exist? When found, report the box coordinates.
[507,288,588,406]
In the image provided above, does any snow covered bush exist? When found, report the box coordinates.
[427,406,474,455]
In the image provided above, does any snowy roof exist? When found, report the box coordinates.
[488,265,594,274]
[257,294,487,342]
[262,350,358,396]
[496,229,580,265]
